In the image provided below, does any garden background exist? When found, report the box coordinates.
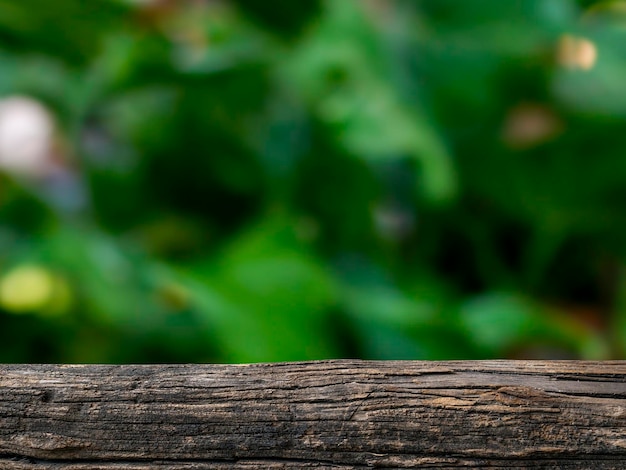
[1,0,625,363]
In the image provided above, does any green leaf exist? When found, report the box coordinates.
[284,0,457,204]
[461,292,608,358]
[180,215,339,362]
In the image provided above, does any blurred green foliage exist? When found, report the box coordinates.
[0,0,624,362]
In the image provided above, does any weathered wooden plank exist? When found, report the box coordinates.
[1,361,625,468]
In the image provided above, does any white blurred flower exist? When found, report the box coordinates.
[0,95,87,212]
[0,96,55,178]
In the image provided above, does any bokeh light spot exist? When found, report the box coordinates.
[557,34,598,71]
[0,265,55,313]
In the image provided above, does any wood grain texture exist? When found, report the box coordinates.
[1,360,625,469]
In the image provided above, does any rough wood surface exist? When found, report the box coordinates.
[1,360,625,468]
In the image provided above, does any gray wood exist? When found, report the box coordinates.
[1,360,625,469]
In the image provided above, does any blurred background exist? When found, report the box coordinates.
[1,0,625,363]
